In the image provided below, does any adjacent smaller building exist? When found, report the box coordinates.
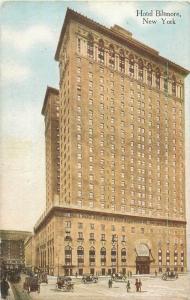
[24,235,36,272]
[0,230,31,271]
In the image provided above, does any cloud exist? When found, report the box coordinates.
[87,2,142,26]
[2,25,57,52]
[1,61,31,83]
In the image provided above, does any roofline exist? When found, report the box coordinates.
[55,8,189,76]
[41,86,59,116]
[0,230,32,235]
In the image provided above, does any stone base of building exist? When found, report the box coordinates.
[34,206,187,277]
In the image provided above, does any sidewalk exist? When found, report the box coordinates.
[9,283,15,300]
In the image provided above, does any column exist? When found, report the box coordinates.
[152,72,156,88]
[125,58,129,75]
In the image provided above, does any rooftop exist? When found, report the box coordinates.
[41,86,59,116]
[55,8,189,76]
[0,230,32,241]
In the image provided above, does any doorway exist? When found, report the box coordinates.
[136,256,150,274]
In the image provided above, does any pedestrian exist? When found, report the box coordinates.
[1,277,10,299]
[75,272,78,278]
[135,278,139,292]
[108,278,112,288]
[139,279,142,292]
[126,280,131,292]
[155,270,157,277]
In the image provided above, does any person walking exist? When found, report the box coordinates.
[139,279,142,292]
[1,278,10,299]
[126,280,131,292]
[155,270,157,277]
[135,278,139,292]
[108,278,112,288]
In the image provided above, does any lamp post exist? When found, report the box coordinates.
[112,234,119,274]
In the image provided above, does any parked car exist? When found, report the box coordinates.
[162,271,178,280]
[8,271,21,283]
[82,274,98,283]
[38,272,48,284]
[56,276,74,291]
[23,276,40,294]
[111,273,126,281]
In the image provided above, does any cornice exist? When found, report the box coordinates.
[55,8,189,76]
[0,230,32,240]
[34,206,186,233]
[41,86,59,116]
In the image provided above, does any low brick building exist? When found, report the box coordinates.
[0,230,31,271]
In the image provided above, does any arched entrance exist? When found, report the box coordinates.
[135,243,150,274]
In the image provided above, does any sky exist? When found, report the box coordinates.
[0,0,190,266]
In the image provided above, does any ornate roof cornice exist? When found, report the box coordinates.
[55,8,189,76]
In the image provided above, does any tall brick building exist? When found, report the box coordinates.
[34,8,189,276]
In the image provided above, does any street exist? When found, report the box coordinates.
[11,273,190,300]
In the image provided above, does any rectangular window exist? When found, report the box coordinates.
[65,221,71,228]
[78,222,83,229]
[111,225,115,231]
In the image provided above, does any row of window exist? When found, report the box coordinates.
[65,245,126,266]
[77,35,181,97]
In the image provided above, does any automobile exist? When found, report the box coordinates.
[8,271,21,283]
[56,276,74,292]
[38,272,48,284]
[23,276,40,294]
[82,274,98,283]
[162,271,178,280]
[111,273,126,281]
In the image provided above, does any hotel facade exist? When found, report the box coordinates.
[33,9,188,276]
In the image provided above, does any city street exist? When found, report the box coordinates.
[12,273,190,300]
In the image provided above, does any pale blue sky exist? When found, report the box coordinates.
[1,2,190,266]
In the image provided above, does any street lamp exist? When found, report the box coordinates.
[56,254,60,277]
[112,234,119,274]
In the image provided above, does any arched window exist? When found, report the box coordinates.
[119,49,125,73]
[65,245,72,265]
[147,63,152,85]
[100,247,106,265]
[181,250,184,271]
[166,249,170,270]
[87,34,94,58]
[158,249,162,272]
[77,246,84,265]
[156,68,161,89]
[98,39,104,64]
[89,246,95,265]
[100,247,106,256]
[172,75,176,96]
[174,249,178,271]
[109,44,115,69]
[138,59,143,81]
[129,54,134,77]
[111,247,116,264]
[121,248,126,264]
